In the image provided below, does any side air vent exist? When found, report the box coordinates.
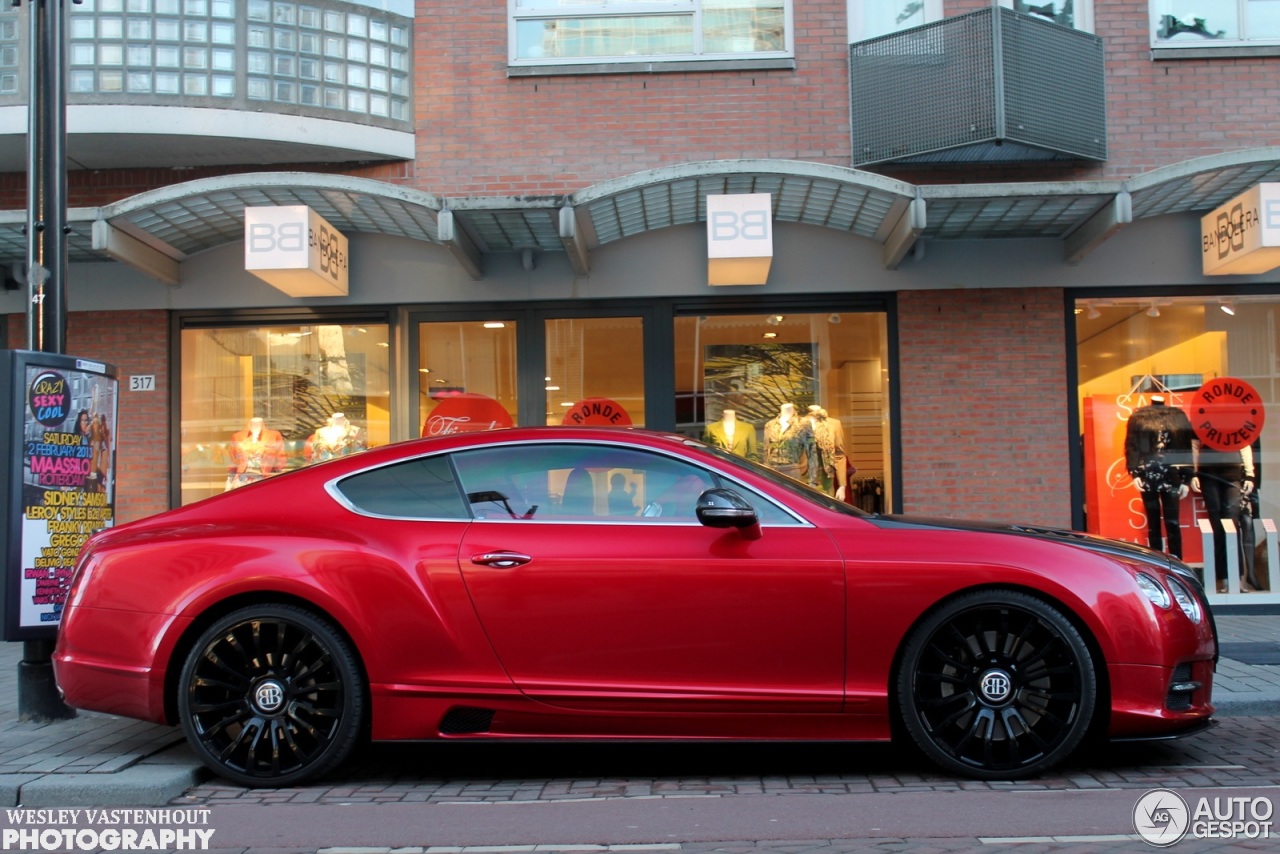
[439,706,496,735]
[1166,662,1198,711]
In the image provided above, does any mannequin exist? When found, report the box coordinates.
[703,409,759,460]
[227,417,287,490]
[305,412,367,463]
[807,405,848,501]
[1124,394,1194,558]
[763,402,814,483]
[1192,441,1256,592]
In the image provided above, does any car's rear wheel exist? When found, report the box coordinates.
[178,604,364,787]
[896,590,1096,779]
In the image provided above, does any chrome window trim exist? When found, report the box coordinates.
[324,437,812,526]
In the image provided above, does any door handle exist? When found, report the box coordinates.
[471,551,532,568]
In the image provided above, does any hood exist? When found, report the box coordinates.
[868,513,1179,572]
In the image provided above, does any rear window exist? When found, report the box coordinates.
[334,454,469,519]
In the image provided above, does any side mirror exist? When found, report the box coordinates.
[695,487,762,540]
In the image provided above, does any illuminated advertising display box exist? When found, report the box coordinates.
[1,350,118,641]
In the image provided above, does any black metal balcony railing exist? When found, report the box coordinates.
[850,6,1106,167]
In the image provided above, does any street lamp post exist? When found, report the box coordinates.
[18,0,75,721]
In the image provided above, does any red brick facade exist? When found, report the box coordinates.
[898,289,1071,527]
[3,1,1279,527]
[7,311,170,524]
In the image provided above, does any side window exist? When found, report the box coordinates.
[334,455,468,519]
[451,442,801,525]
[452,443,719,522]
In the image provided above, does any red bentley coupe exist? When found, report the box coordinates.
[54,427,1216,787]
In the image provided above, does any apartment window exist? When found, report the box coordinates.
[1152,0,1280,48]
[1000,1,1093,32]
[510,0,791,66]
[849,0,941,42]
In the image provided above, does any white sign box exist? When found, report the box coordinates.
[245,205,350,297]
[706,193,773,286]
[1201,183,1280,276]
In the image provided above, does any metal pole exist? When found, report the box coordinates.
[19,0,75,722]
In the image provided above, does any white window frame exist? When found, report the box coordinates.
[1150,0,1280,50]
[848,0,942,43]
[508,0,794,68]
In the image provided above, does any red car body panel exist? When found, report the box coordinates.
[52,427,1216,764]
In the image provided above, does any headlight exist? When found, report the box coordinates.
[1136,572,1171,609]
[1166,575,1203,624]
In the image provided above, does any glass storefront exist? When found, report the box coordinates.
[545,316,646,427]
[418,319,519,436]
[178,303,893,516]
[1076,295,1278,600]
[180,321,391,504]
[674,311,891,513]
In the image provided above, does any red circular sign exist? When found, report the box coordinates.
[422,393,514,436]
[1190,377,1265,452]
[561,397,632,427]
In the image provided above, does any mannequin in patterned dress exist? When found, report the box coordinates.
[226,417,287,490]
[305,413,367,463]
[763,402,814,484]
[807,405,848,501]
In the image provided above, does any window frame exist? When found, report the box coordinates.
[507,0,794,70]
[1150,0,1280,51]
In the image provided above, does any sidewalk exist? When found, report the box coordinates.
[1,614,1277,808]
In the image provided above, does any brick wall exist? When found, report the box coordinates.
[0,2,1272,203]
[897,288,1072,527]
[414,2,854,196]
[7,311,170,524]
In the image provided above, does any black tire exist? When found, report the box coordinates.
[896,590,1097,779]
[178,604,364,787]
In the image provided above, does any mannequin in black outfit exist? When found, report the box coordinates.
[1124,395,1194,558]
[1192,441,1256,592]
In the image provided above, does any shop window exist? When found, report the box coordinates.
[180,322,390,505]
[1076,296,1276,598]
[1151,0,1280,49]
[509,0,791,68]
[545,316,645,428]
[418,320,519,436]
[674,311,890,513]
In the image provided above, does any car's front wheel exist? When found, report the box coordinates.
[896,590,1097,779]
[178,604,364,787]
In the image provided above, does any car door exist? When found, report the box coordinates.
[453,441,846,713]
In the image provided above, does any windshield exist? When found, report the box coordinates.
[686,438,871,518]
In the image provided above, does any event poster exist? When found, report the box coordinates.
[2,351,118,640]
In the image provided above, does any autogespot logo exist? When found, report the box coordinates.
[1134,789,1190,846]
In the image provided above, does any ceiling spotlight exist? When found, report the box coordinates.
[766,315,784,326]
[1146,303,1160,318]
[763,332,778,339]
[1220,299,1236,316]
[828,314,841,324]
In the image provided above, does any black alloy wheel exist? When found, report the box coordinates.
[178,604,364,787]
[896,590,1097,779]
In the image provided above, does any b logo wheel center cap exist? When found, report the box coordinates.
[253,679,286,714]
[978,669,1014,703]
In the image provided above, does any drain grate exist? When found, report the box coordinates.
[1219,642,1280,665]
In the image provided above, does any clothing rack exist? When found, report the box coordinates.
[848,476,884,514]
